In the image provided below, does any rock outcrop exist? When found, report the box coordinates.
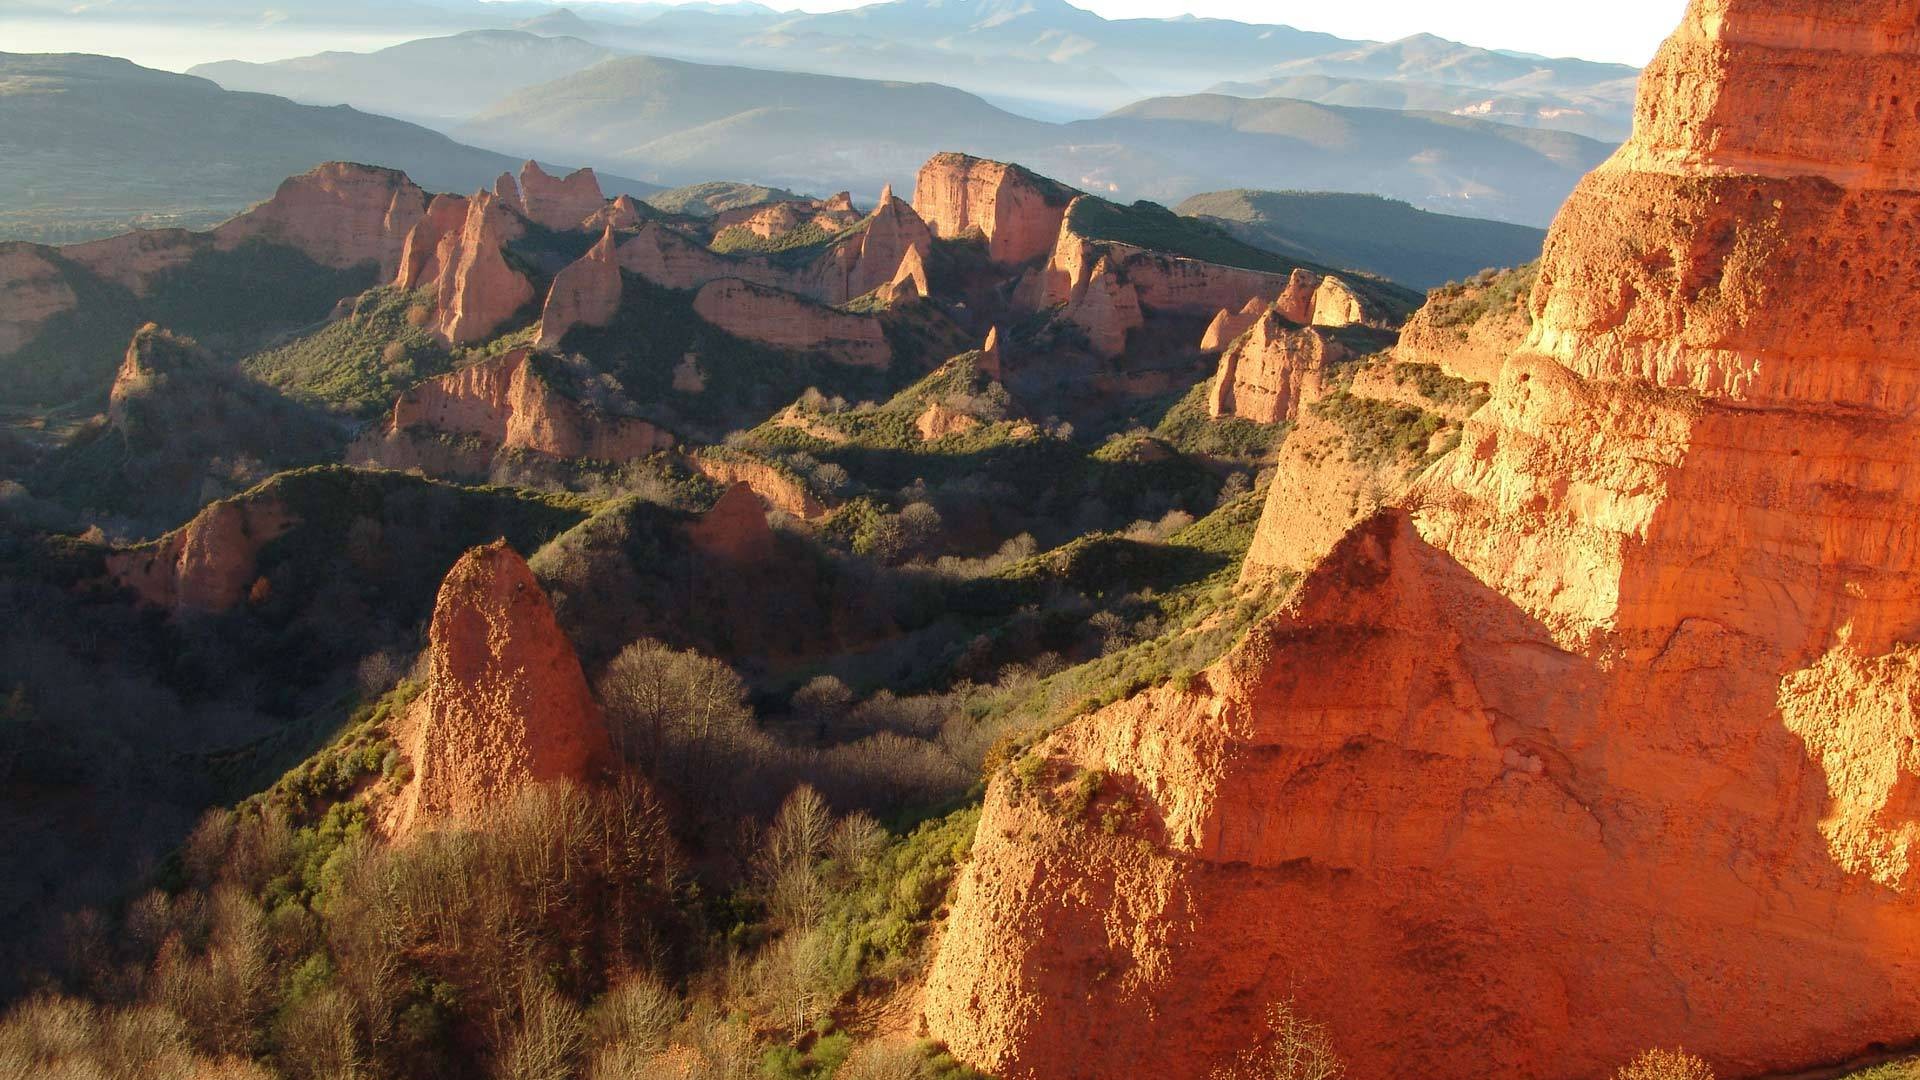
[711,195,862,240]
[1059,255,1142,359]
[914,402,981,442]
[403,191,534,345]
[517,161,605,232]
[1199,296,1268,353]
[585,194,647,233]
[925,4,1920,1078]
[212,162,428,278]
[692,279,891,368]
[690,454,828,521]
[392,541,612,836]
[1395,264,1537,384]
[536,227,622,348]
[1206,311,1350,423]
[685,482,777,564]
[351,348,673,476]
[107,495,295,614]
[800,193,934,303]
[913,152,1074,267]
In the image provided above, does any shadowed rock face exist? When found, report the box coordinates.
[692,278,892,368]
[107,494,295,615]
[536,227,622,348]
[924,3,1920,1078]
[392,541,612,836]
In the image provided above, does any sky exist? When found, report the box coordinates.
[1131,0,1688,66]
[775,0,1693,66]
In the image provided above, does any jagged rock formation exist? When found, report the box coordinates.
[585,193,647,233]
[798,193,934,303]
[692,279,892,368]
[1199,297,1268,353]
[616,196,932,310]
[913,152,1074,267]
[516,161,605,232]
[1206,312,1350,423]
[213,162,429,278]
[107,494,295,614]
[67,324,343,521]
[536,227,622,348]
[397,190,534,345]
[925,4,1920,1078]
[391,541,612,836]
[1059,255,1143,359]
[978,326,1004,381]
[351,348,673,476]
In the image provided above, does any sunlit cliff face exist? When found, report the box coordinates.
[922,2,1920,1077]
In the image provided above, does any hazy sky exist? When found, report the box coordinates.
[741,0,1689,66]
[1132,1,1689,65]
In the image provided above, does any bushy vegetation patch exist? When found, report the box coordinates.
[1425,262,1539,330]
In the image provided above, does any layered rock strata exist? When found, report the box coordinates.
[692,279,891,368]
[924,3,1920,1078]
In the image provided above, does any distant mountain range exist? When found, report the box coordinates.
[1210,33,1639,141]
[1176,189,1547,290]
[0,52,657,243]
[450,54,1612,225]
[99,0,1643,132]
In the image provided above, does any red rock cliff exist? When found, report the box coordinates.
[213,162,428,278]
[1206,310,1350,423]
[692,278,892,368]
[392,541,612,835]
[924,4,1920,1078]
[536,227,622,348]
[913,153,1074,267]
[517,161,606,232]
[107,494,295,614]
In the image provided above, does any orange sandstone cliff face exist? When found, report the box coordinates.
[516,161,606,233]
[107,495,295,614]
[391,541,612,836]
[1205,311,1350,423]
[536,227,623,348]
[913,153,1073,267]
[351,348,674,476]
[924,3,1920,1078]
[0,164,425,359]
[399,191,534,345]
[212,162,428,278]
[692,279,892,368]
